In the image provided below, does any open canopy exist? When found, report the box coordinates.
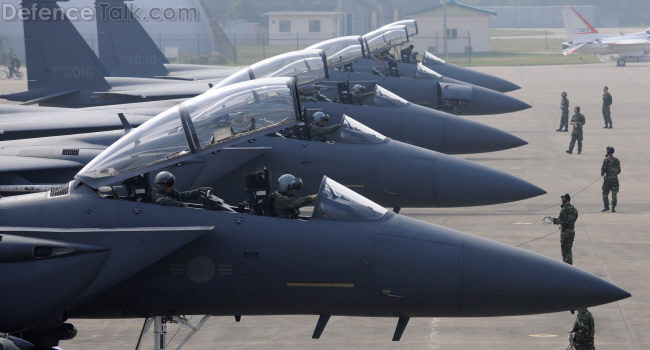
[333,114,387,144]
[422,52,448,66]
[363,25,409,55]
[77,78,300,187]
[380,19,419,37]
[307,36,365,66]
[215,49,328,88]
[312,176,387,220]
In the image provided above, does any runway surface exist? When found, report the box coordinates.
[1,62,648,349]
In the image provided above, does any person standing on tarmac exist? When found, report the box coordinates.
[601,146,621,212]
[556,91,569,132]
[552,193,579,265]
[569,307,595,350]
[150,171,213,207]
[602,86,613,128]
[567,106,586,155]
[274,174,318,219]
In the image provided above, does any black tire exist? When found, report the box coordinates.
[0,70,7,80]
[13,71,23,80]
[616,58,626,67]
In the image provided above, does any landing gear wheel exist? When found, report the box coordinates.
[616,58,626,67]
[0,70,8,80]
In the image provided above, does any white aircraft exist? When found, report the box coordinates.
[562,6,650,66]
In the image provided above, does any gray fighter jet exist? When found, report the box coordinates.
[0,111,630,349]
[377,20,521,92]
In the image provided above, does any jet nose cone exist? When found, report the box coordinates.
[441,114,528,154]
[434,155,545,206]
[467,86,531,115]
[459,236,631,316]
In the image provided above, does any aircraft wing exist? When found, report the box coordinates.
[607,38,650,46]
[562,41,589,55]
[0,106,153,141]
[102,79,219,100]
[0,155,83,173]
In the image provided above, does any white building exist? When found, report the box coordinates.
[406,0,496,54]
[263,11,344,47]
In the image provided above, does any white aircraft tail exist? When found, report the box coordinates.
[562,7,600,43]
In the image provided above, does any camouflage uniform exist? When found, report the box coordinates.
[571,309,595,350]
[568,113,586,154]
[150,188,204,207]
[602,92,613,128]
[553,203,579,264]
[310,124,340,142]
[559,96,569,131]
[274,191,314,218]
[601,155,621,209]
[351,91,375,104]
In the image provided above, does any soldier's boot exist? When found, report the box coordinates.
[612,205,616,213]
[566,150,572,154]
[556,128,562,132]
[601,205,610,212]
[602,197,610,212]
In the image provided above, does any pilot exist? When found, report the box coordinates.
[552,193,579,265]
[400,45,415,63]
[274,174,317,219]
[309,111,340,142]
[312,86,332,102]
[350,84,374,104]
[150,171,213,207]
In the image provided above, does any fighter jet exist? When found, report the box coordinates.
[306,26,530,114]
[562,7,650,66]
[0,0,227,107]
[0,127,630,349]
[0,49,527,155]
[0,78,543,210]
[94,0,242,80]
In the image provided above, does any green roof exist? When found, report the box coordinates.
[406,0,497,16]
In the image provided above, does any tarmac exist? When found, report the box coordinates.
[1,62,649,349]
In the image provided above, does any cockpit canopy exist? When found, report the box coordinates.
[333,114,387,144]
[363,25,409,55]
[307,36,365,66]
[215,49,328,88]
[416,63,442,79]
[312,176,387,220]
[77,78,300,187]
[380,19,419,37]
[423,52,447,66]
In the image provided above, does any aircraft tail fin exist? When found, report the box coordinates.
[562,7,600,42]
[96,0,170,77]
[22,0,111,91]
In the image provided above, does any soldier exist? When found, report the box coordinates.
[274,174,318,219]
[601,146,621,212]
[150,171,212,207]
[309,111,340,142]
[566,106,586,155]
[602,86,613,128]
[7,54,20,79]
[556,91,569,132]
[552,193,579,265]
[569,307,595,350]
[351,84,375,104]
[400,44,415,63]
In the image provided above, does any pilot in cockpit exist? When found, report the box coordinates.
[309,111,340,142]
[150,171,213,207]
[274,174,318,219]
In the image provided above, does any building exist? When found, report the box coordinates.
[263,11,345,47]
[484,6,595,28]
[406,0,496,54]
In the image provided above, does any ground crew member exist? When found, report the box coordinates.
[400,45,415,63]
[552,193,579,265]
[7,54,20,79]
[351,84,374,104]
[150,171,212,207]
[274,174,318,219]
[602,86,613,128]
[601,146,621,212]
[569,307,595,350]
[309,111,340,142]
[556,91,569,132]
[567,106,586,155]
